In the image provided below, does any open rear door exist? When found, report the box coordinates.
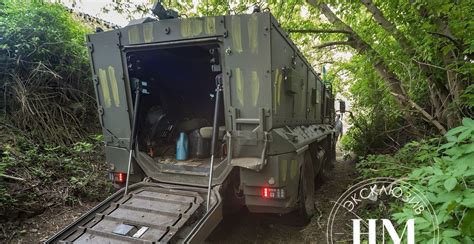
[87,30,131,149]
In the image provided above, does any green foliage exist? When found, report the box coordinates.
[357,118,474,243]
[0,2,89,71]
[356,137,441,179]
[324,0,473,152]
[0,133,112,220]
[0,2,97,145]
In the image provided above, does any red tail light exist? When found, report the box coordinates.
[263,187,269,198]
[261,187,285,199]
[114,172,127,183]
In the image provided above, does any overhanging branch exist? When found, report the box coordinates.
[428,31,464,51]
[314,41,351,49]
[306,0,448,134]
[288,29,352,34]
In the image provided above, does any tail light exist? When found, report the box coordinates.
[261,187,285,199]
[110,172,127,183]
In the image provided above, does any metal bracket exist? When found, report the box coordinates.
[87,43,94,53]
[93,75,99,86]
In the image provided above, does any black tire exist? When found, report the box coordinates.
[289,152,315,226]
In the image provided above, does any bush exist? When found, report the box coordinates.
[0,2,98,145]
[356,137,441,179]
[0,132,112,221]
[356,118,474,243]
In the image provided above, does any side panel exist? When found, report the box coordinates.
[223,13,272,131]
[270,18,318,128]
[270,26,294,127]
[88,30,131,148]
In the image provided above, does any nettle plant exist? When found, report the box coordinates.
[392,118,474,243]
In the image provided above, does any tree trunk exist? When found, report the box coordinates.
[413,2,468,127]
[306,0,447,134]
[360,0,450,126]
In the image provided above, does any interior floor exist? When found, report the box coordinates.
[158,156,225,167]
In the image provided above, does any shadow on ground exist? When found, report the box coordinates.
[208,152,357,243]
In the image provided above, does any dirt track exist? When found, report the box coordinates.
[208,154,356,243]
[3,152,356,243]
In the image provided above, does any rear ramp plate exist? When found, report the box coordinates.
[47,182,222,243]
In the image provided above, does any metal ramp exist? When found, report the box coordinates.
[47,182,222,244]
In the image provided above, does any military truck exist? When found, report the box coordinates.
[47,6,337,243]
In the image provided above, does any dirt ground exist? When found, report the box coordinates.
[208,152,356,243]
[1,201,100,243]
[3,151,356,243]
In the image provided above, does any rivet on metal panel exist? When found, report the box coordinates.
[93,75,99,85]
[226,70,232,77]
[291,56,296,67]
[98,106,104,115]
[87,43,94,52]
[225,48,232,55]
[165,27,170,34]
[223,30,228,38]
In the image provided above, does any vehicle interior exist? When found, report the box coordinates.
[125,44,226,173]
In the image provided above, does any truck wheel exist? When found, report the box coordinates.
[290,152,316,226]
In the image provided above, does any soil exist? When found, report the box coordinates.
[2,150,357,243]
[0,202,100,243]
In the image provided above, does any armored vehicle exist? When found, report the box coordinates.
[47,7,336,244]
